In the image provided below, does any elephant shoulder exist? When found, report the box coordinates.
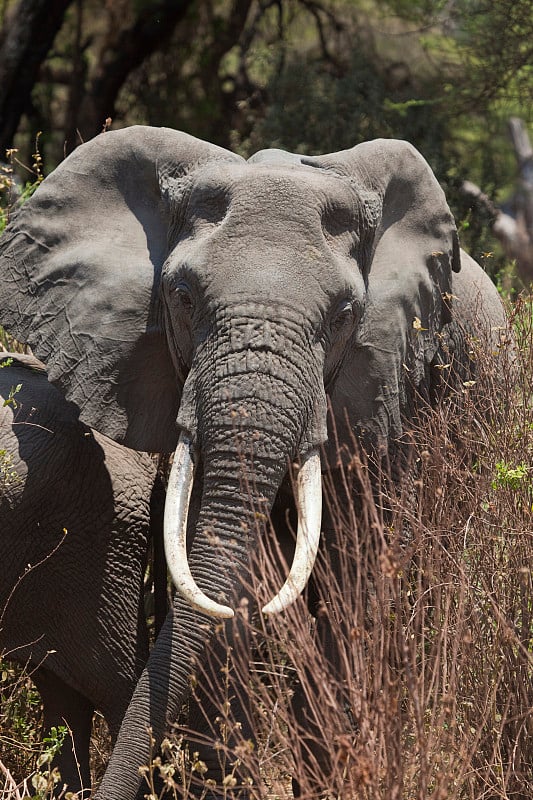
[0,354,82,428]
[451,250,507,340]
[430,250,511,397]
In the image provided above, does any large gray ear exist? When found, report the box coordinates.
[0,126,243,451]
[305,140,462,455]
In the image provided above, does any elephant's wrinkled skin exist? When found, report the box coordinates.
[0,353,164,794]
[0,128,508,798]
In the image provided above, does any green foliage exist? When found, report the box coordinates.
[0,448,19,491]
[32,726,67,799]
[2,382,22,408]
[0,661,69,795]
[492,460,530,492]
[0,660,43,779]
[1,138,43,234]
[0,661,41,741]
[242,51,445,158]
[0,162,14,235]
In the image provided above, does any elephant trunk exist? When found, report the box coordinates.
[165,303,327,616]
[96,309,326,800]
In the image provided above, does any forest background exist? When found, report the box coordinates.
[0,0,532,284]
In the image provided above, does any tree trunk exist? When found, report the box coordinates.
[69,0,195,149]
[0,0,73,154]
[462,117,533,285]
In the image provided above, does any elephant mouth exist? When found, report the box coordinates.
[163,431,322,618]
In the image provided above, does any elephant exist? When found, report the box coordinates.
[0,352,166,795]
[0,126,507,798]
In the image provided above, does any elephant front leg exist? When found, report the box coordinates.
[289,516,358,799]
[33,667,94,797]
[176,609,256,799]
[289,617,353,798]
[269,481,353,797]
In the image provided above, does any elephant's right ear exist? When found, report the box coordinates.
[0,126,243,451]
[303,139,462,454]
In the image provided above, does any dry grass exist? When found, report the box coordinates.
[156,299,532,799]
[2,296,533,799]
[0,327,28,354]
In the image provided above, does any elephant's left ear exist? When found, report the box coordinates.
[305,139,461,448]
[307,138,461,296]
[0,126,243,451]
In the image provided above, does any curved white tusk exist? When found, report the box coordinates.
[164,432,234,619]
[262,449,322,616]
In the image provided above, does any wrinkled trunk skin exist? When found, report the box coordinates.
[95,309,324,800]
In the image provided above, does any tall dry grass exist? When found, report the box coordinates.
[164,299,532,799]
[2,297,532,799]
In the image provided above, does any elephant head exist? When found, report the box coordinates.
[0,126,462,796]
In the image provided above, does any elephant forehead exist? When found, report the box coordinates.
[170,216,363,307]
[172,164,365,285]
[171,163,369,295]
[187,161,364,226]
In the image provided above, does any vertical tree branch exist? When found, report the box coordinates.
[0,0,73,154]
[71,0,195,147]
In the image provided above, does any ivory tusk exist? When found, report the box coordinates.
[262,449,322,615]
[164,432,235,619]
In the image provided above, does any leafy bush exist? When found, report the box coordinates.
[0,665,67,799]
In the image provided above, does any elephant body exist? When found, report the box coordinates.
[0,128,508,798]
[0,353,163,794]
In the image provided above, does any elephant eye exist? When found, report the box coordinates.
[331,300,355,333]
[175,284,193,313]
